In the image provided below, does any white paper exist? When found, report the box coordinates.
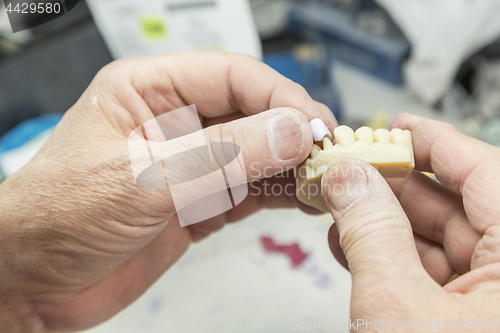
[86,0,262,60]
[376,0,500,105]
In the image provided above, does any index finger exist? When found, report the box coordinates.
[390,113,499,194]
[118,50,338,132]
[390,113,500,233]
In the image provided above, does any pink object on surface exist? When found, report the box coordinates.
[261,236,310,268]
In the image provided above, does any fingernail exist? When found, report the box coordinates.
[323,161,368,212]
[269,110,306,161]
[310,118,333,141]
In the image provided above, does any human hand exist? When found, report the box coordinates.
[0,50,337,332]
[324,114,500,332]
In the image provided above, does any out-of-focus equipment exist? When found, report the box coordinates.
[288,0,409,86]
[264,43,343,122]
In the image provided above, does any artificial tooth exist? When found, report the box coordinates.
[355,126,374,145]
[311,144,322,158]
[334,125,355,149]
[374,129,391,144]
[296,125,416,213]
[323,137,334,150]
[391,128,412,147]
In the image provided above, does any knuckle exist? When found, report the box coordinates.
[98,58,127,77]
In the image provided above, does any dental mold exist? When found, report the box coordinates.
[295,126,415,212]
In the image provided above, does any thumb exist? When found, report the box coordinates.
[322,158,430,284]
[130,107,313,224]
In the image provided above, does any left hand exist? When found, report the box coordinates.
[0,50,337,332]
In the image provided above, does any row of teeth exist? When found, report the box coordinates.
[310,126,412,159]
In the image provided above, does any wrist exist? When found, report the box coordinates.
[0,176,46,331]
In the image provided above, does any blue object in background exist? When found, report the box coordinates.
[264,45,343,122]
[0,113,63,182]
[265,53,309,88]
[0,114,63,154]
[288,2,410,85]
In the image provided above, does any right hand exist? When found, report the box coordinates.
[323,114,500,331]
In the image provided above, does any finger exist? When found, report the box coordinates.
[203,102,338,141]
[314,101,339,130]
[142,107,313,215]
[203,107,312,182]
[328,224,349,271]
[203,102,338,135]
[168,52,337,129]
[203,111,246,128]
[387,171,479,274]
[107,51,337,133]
[444,263,500,295]
[327,214,456,284]
[187,171,324,242]
[321,158,436,288]
[414,233,455,285]
[185,172,304,241]
[390,113,491,192]
[390,113,500,234]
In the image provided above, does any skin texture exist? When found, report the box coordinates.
[0,50,337,332]
[325,114,500,332]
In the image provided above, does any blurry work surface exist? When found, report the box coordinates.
[85,210,351,333]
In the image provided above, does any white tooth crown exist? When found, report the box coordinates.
[296,126,415,213]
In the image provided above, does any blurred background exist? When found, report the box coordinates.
[1,0,500,332]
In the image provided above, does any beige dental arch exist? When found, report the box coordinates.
[295,126,415,212]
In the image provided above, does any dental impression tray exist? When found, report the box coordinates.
[295,126,415,212]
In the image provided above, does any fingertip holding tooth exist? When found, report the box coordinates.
[374,129,391,144]
[334,125,355,149]
[323,137,334,150]
[310,118,332,142]
[355,126,374,145]
[311,144,322,158]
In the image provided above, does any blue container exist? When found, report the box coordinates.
[264,46,343,122]
[288,2,410,85]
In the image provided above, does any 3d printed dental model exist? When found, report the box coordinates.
[295,126,415,212]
